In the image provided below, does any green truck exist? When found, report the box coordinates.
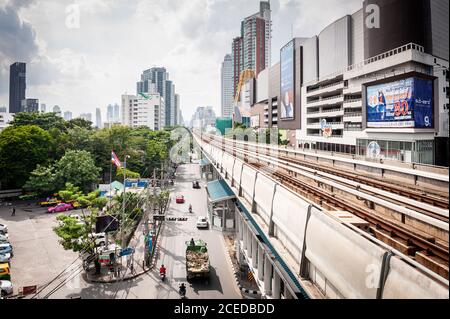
[185,239,210,281]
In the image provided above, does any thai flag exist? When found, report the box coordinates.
[111,151,122,168]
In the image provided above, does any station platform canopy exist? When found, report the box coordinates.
[199,158,211,167]
[206,179,235,203]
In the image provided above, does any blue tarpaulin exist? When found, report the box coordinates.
[206,179,235,203]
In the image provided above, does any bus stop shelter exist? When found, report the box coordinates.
[206,179,236,231]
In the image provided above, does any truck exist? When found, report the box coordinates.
[185,239,210,281]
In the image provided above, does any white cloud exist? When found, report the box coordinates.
[0,0,362,120]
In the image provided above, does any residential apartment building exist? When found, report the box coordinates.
[121,93,165,130]
[221,54,234,118]
[21,98,39,113]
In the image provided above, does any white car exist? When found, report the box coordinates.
[196,216,208,229]
[0,280,13,297]
[0,224,7,233]
[0,233,9,242]
[0,253,11,263]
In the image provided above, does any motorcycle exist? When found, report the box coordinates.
[188,205,193,214]
[179,284,187,299]
[160,272,166,282]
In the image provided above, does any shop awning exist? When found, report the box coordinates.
[206,179,235,203]
[199,158,211,166]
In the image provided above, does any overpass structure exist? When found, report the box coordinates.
[192,130,449,299]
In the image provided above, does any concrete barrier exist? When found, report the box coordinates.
[233,159,244,186]
[253,173,275,224]
[241,165,258,204]
[382,256,449,299]
[305,208,386,299]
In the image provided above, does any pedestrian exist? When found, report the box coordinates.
[11,207,16,216]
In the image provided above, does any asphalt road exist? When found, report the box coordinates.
[36,163,242,299]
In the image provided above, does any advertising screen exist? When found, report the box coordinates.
[366,77,433,128]
[280,40,295,119]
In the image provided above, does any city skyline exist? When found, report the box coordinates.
[0,0,362,122]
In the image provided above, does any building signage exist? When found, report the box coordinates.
[366,77,433,128]
[280,40,295,119]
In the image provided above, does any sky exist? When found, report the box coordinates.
[0,0,362,122]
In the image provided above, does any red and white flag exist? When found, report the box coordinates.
[111,151,122,168]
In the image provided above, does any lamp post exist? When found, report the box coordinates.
[121,155,130,249]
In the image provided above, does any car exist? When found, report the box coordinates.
[47,203,73,214]
[0,224,7,234]
[0,233,8,242]
[176,195,185,204]
[38,198,61,207]
[0,244,12,257]
[192,181,200,189]
[0,280,13,297]
[0,253,11,264]
[196,216,208,229]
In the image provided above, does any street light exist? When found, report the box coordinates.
[121,155,131,249]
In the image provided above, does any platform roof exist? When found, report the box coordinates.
[199,158,211,166]
[206,179,235,203]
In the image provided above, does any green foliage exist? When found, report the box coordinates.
[0,125,54,188]
[65,118,93,130]
[91,197,108,210]
[58,183,83,202]
[116,168,141,181]
[24,164,59,196]
[9,112,66,131]
[55,150,101,192]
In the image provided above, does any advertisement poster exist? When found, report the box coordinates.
[280,40,295,119]
[366,77,433,128]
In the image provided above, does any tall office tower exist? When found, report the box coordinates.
[121,93,165,130]
[63,111,73,121]
[40,103,46,113]
[53,105,62,117]
[96,108,102,128]
[21,99,39,112]
[221,54,234,118]
[107,104,114,123]
[113,103,120,122]
[9,62,26,113]
[174,94,180,125]
[0,106,7,113]
[165,80,175,126]
[190,106,216,129]
[231,1,271,97]
[79,113,92,122]
[232,37,244,97]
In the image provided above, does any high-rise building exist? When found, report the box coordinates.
[107,104,114,123]
[96,108,102,128]
[122,93,165,130]
[63,111,73,121]
[113,103,120,122]
[221,54,234,118]
[40,103,46,113]
[0,106,7,113]
[137,67,179,128]
[79,113,92,122]
[231,1,271,97]
[21,99,39,112]
[9,62,26,113]
[190,106,216,129]
[53,105,62,117]
[174,94,180,125]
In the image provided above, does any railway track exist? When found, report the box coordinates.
[200,135,450,278]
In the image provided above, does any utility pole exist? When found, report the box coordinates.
[121,155,130,249]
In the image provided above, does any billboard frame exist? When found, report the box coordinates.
[280,39,296,120]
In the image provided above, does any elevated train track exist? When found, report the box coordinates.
[199,132,449,279]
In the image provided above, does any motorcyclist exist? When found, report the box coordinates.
[179,283,187,296]
[189,204,192,213]
[159,264,167,276]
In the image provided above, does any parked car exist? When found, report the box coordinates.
[38,198,61,207]
[0,280,13,296]
[192,181,200,189]
[0,244,13,257]
[0,253,11,264]
[0,224,7,233]
[176,195,185,204]
[47,203,73,214]
[0,233,9,243]
[196,216,208,229]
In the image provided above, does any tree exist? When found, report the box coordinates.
[9,112,66,131]
[55,150,101,192]
[116,168,141,181]
[65,118,93,130]
[58,183,83,202]
[0,125,54,188]
[24,164,58,196]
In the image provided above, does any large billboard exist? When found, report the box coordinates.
[280,40,295,119]
[366,77,433,128]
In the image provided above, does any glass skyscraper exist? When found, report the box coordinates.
[9,62,26,113]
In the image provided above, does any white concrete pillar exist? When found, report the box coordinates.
[251,237,257,266]
[264,256,272,295]
[272,270,281,299]
[257,246,264,281]
[242,224,248,250]
[239,219,244,241]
